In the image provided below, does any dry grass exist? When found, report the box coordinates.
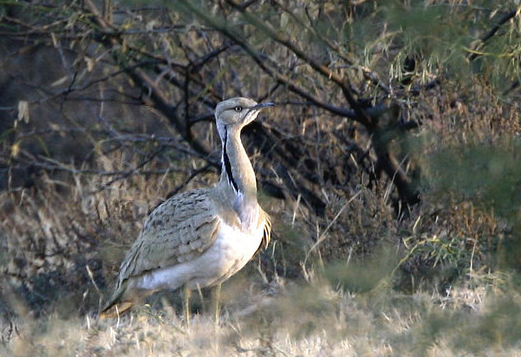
[1,150,518,356]
[1,163,519,357]
[2,272,521,356]
[2,82,520,354]
[1,82,520,355]
[2,1,521,355]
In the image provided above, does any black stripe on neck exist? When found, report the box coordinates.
[223,128,239,192]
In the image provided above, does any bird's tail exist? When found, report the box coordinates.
[99,300,134,319]
[99,284,134,319]
[99,282,154,318]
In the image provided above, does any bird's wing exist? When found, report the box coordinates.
[117,189,224,285]
[253,207,271,258]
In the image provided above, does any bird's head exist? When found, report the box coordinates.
[215,97,274,136]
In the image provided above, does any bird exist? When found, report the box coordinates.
[100,97,273,320]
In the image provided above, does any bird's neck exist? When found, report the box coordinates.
[219,127,259,224]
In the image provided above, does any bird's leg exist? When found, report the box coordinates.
[183,286,191,325]
[212,283,221,328]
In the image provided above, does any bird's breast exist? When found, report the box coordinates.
[184,218,264,289]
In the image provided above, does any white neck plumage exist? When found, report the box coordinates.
[219,125,259,227]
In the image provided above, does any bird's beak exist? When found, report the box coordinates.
[252,102,275,110]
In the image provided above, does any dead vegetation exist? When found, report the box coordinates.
[1,0,521,355]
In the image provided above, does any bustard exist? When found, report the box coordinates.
[100,97,273,319]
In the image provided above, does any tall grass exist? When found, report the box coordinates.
[1,1,521,355]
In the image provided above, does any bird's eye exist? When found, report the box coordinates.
[234,106,243,112]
